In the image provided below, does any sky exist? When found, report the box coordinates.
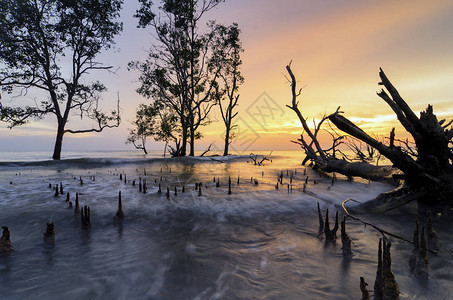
[1,0,453,155]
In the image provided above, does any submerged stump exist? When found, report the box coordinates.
[317,202,324,233]
[324,209,339,241]
[359,277,370,300]
[374,238,400,300]
[410,220,429,279]
[74,192,80,215]
[116,191,124,219]
[341,216,352,256]
[81,205,91,230]
[43,222,55,244]
[426,211,439,251]
[0,226,13,253]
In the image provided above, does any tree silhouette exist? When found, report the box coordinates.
[131,0,241,156]
[211,23,243,156]
[0,0,122,159]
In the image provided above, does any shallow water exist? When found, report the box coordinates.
[0,151,451,299]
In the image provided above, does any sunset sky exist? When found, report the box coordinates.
[1,0,453,154]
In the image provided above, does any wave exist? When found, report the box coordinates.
[0,154,253,169]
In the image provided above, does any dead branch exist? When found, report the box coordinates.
[285,62,326,162]
[341,199,437,254]
[200,143,213,157]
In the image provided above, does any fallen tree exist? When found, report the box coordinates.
[286,62,453,213]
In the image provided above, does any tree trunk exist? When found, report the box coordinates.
[223,126,230,156]
[180,126,187,157]
[52,120,66,160]
[189,123,195,157]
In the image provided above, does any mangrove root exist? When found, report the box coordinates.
[409,220,429,279]
[324,209,339,241]
[374,238,400,300]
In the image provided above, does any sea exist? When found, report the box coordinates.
[0,150,451,299]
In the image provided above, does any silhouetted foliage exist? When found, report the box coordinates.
[126,102,183,156]
[0,0,123,159]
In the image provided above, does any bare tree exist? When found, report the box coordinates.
[288,62,453,212]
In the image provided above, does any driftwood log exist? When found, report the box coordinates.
[286,62,453,212]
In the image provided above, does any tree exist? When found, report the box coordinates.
[286,62,453,213]
[211,22,243,156]
[131,0,228,156]
[126,104,155,155]
[0,0,123,159]
[126,102,183,156]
